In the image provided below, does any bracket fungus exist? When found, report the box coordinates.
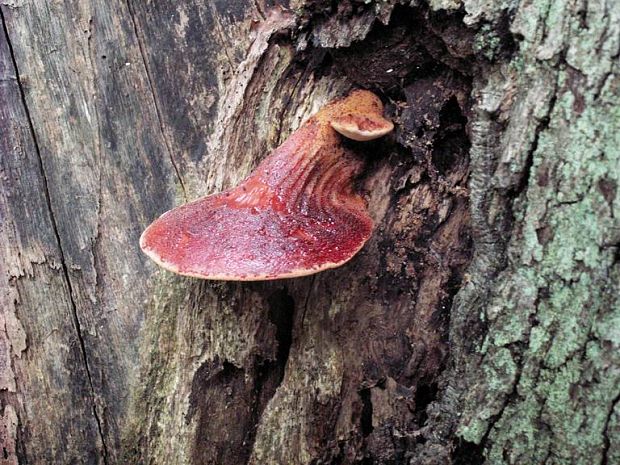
[140,90,394,280]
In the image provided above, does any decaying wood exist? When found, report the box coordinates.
[0,1,618,464]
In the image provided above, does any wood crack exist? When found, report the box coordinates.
[300,275,316,330]
[253,0,266,20]
[507,76,558,201]
[275,65,308,146]
[476,346,525,447]
[209,3,236,76]
[0,7,109,464]
[85,14,105,316]
[602,391,620,465]
[125,0,188,201]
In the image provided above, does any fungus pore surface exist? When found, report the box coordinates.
[140,90,393,280]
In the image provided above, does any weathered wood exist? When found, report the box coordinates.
[1,0,179,462]
[1,20,103,463]
[1,0,618,464]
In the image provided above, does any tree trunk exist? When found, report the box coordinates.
[1,0,618,464]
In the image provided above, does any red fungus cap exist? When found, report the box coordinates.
[140,90,393,280]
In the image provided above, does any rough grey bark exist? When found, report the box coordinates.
[0,1,618,465]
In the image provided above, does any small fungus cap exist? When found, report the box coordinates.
[140,90,393,280]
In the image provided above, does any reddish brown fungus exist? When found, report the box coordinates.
[140,90,394,280]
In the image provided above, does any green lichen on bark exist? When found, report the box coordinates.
[456,0,620,463]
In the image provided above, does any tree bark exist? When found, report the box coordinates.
[0,1,618,464]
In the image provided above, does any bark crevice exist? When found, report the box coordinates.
[602,392,620,465]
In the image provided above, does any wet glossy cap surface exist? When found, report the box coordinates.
[140,90,392,280]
